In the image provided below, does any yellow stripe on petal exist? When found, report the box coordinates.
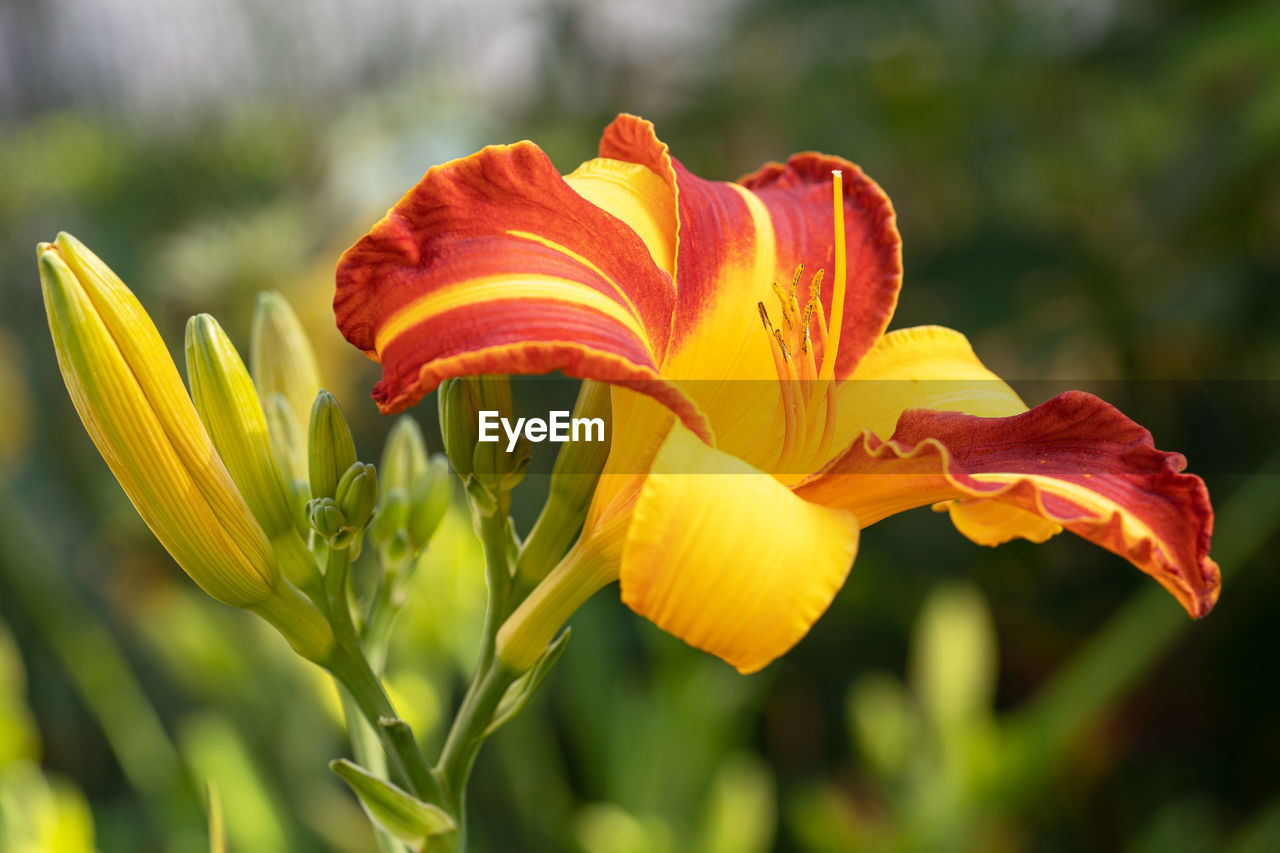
[620,425,860,674]
[564,158,677,276]
[375,274,652,358]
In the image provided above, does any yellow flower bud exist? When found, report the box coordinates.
[38,234,332,661]
[185,314,295,539]
[38,234,277,608]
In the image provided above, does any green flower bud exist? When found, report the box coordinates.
[308,497,346,541]
[371,487,409,545]
[437,378,479,480]
[335,462,378,531]
[381,416,429,496]
[308,390,356,500]
[407,455,453,550]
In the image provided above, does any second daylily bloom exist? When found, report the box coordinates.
[335,114,1219,674]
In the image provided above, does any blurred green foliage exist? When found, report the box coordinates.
[2,0,1279,850]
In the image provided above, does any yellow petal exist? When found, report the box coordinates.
[564,158,677,278]
[831,325,1027,444]
[619,425,860,674]
[935,499,1062,545]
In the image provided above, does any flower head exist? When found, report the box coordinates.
[335,115,1219,673]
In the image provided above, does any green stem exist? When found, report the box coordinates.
[321,544,444,806]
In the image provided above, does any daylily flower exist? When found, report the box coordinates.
[335,114,1219,674]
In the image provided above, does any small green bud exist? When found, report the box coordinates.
[307,497,346,541]
[384,530,411,565]
[308,390,357,500]
[335,462,378,530]
[438,375,528,504]
[407,455,453,550]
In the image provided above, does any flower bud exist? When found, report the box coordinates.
[38,234,277,608]
[381,416,429,496]
[438,375,527,502]
[335,462,378,531]
[250,291,321,455]
[185,314,295,540]
[371,487,409,545]
[517,380,611,585]
[262,391,308,488]
[39,235,332,660]
[407,455,453,551]
[308,497,347,542]
[437,378,479,480]
[308,390,357,501]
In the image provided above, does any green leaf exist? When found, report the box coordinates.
[484,628,570,737]
[330,759,455,845]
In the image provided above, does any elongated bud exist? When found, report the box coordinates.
[335,462,378,530]
[381,416,429,495]
[38,235,278,608]
[262,391,308,487]
[407,455,453,550]
[38,235,332,659]
[250,291,321,453]
[309,391,357,500]
[370,488,409,544]
[517,380,611,585]
[438,378,479,480]
[439,375,527,506]
[185,314,295,539]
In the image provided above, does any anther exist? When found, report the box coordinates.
[757,301,772,330]
[770,282,792,327]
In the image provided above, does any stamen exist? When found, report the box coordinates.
[818,170,846,381]
[789,264,803,303]
[757,301,772,330]
[770,282,793,328]
[772,328,791,362]
[806,269,828,356]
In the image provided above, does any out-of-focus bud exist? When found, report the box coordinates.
[517,380,611,586]
[407,455,453,551]
[381,416,429,495]
[262,391,308,489]
[37,235,332,661]
[371,488,409,545]
[438,375,528,506]
[335,462,378,531]
[309,391,357,501]
[250,291,321,458]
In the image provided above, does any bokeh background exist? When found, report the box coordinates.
[3,0,1280,850]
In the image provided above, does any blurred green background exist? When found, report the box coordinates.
[2,0,1279,850]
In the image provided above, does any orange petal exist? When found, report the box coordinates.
[334,140,711,439]
[795,391,1219,618]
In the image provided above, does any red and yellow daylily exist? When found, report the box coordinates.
[335,114,1219,674]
